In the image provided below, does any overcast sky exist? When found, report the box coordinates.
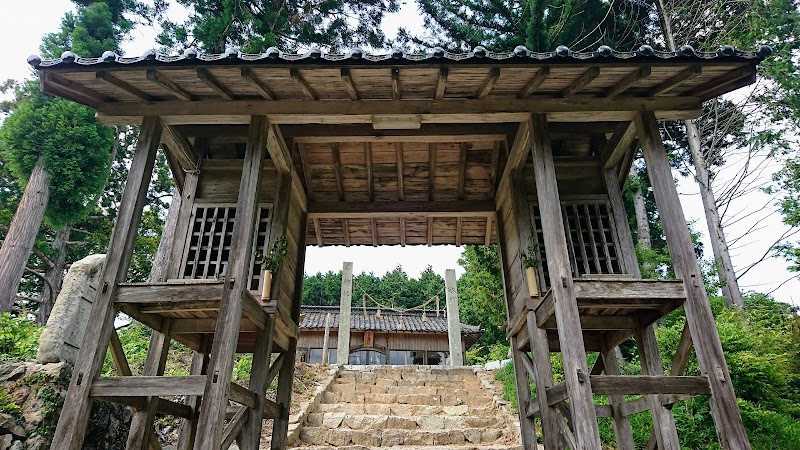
[1,1,797,305]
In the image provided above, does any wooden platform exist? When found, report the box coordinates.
[511,277,686,352]
[115,280,298,353]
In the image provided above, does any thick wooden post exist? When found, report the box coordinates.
[444,269,463,366]
[530,113,602,449]
[336,262,354,365]
[239,315,276,450]
[637,111,751,449]
[600,345,635,450]
[50,117,163,450]
[193,115,268,450]
[176,338,209,450]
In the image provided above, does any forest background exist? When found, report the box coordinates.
[0,0,799,448]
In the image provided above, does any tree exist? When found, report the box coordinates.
[457,245,507,356]
[0,84,113,313]
[157,0,400,53]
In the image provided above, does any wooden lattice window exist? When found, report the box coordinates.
[531,199,625,288]
[180,204,272,290]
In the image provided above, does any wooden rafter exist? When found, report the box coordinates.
[43,73,111,107]
[485,215,493,247]
[391,67,401,100]
[331,143,345,201]
[500,119,532,185]
[161,125,198,171]
[96,71,153,101]
[400,218,406,247]
[343,219,351,247]
[600,121,637,170]
[290,68,318,100]
[435,67,448,100]
[371,218,377,247]
[518,66,550,98]
[477,67,501,99]
[428,143,436,201]
[488,140,500,198]
[605,66,651,98]
[340,68,360,101]
[197,68,236,100]
[365,143,374,201]
[240,68,275,100]
[313,218,323,247]
[562,67,600,97]
[648,66,702,96]
[458,142,468,200]
[427,217,433,246]
[396,143,405,201]
[146,70,194,101]
[456,217,462,246]
[686,66,753,98]
[297,143,315,201]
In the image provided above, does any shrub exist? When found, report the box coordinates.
[0,312,42,361]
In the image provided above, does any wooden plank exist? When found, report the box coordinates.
[485,215,493,247]
[51,117,163,450]
[290,68,318,100]
[601,121,636,170]
[637,111,750,449]
[366,143,374,201]
[343,218,351,247]
[428,143,436,201]
[477,67,500,99]
[399,218,406,247]
[297,143,315,201]
[591,375,710,396]
[161,125,198,172]
[605,67,651,98]
[396,143,405,201]
[562,67,600,97]
[457,142,468,200]
[90,376,206,397]
[331,143,345,200]
[530,113,601,449]
[517,66,550,98]
[307,200,495,218]
[648,66,702,96]
[146,70,194,101]
[435,67,448,100]
[240,67,275,100]
[391,67,401,100]
[96,71,153,101]
[285,123,514,143]
[371,218,378,247]
[427,217,433,246]
[340,68,360,100]
[197,68,236,100]
[221,406,247,450]
[455,218,462,247]
[194,115,268,450]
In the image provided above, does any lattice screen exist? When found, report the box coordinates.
[530,199,624,289]
[180,204,271,290]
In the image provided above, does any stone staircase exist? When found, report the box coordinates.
[291,365,522,450]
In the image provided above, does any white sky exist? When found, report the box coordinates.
[1,1,797,305]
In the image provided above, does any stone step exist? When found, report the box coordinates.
[320,391,490,407]
[327,383,488,398]
[298,426,515,447]
[334,377,483,390]
[294,445,523,450]
[315,403,497,417]
[306,413,510,431]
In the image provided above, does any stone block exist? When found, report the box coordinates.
[381,429,404,446]
[321,412,346,428]
[299,427,327,445]
[325,428,351,446]
[415,415,445,430]
[349,430,381,447]
[442,404,469,416]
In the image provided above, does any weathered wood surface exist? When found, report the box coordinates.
[637,110,751,449]
[90,376,206,397]
[601,347,635,450]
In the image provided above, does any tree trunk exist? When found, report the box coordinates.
[36,226,70,324]
[654,1,744,308]
[630,168,652,249]
[0,160,50,313]
[148,187,182,283]
[686,122,744,308]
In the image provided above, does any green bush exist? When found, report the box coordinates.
[0,312,42,361]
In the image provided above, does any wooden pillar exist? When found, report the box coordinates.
[444,269,463,366]
[176,338,209,450]
[239,315,276,450]
[193,115,268,450]
[636,111,751,449]
[530,113,602,449]
[600,345,635,450]
[50,117,163,450]
[321,312,332,365]
[336,261,354,365]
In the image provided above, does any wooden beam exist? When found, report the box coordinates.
[477,67,500,99]
[590,375,710,396]
[96,71,153,101]
[290,68,317,100]
[488,140,500,198]
[161,125,198,171]
[635,326,681,449]
[458,142,468,200]
[42,73,112,107]
[297,143,314,201]
[228,383,257,409]
[366,143,374,201]
[456,217,462,246]
[427,217,433,246]
[97,97,704,125]
[340,68,360,101]
[197,68,236,100]
[146,70,194,101]
[90,376,206,397]
[518,66,550,98]
[266,123,295,173]
[391,67,401,100]
[601,121,637,170]
[540,314,638,330]
[428,143,436,201]
[282,123,516,142]
[221,406,247,450]
[292,133,508,144]
[484,215,493,247]
[605,67,651,98]
[400,218,406,247]
[241,68,275,100]
[648,66,702,96]
[686,66,754,98]
[371,218,377,246]
[498,119,531,188]
[435,67,448,100]
[562,67,600,97]
[331,143,345,201]
[313,218,323,247]
[343,219,351,247]
[396,143,405,201]
[307,200,495,219]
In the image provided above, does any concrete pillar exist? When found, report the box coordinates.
[336,262,353,365]
[444,269,463,366]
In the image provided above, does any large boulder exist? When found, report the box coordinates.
[37,254,105,364]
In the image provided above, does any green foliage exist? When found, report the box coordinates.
[0,391,21,416]
[0,83,113,228]
[260,235,288,272]
[0,313,43,361]
[457,245,507,358]
[158,0,400,53]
